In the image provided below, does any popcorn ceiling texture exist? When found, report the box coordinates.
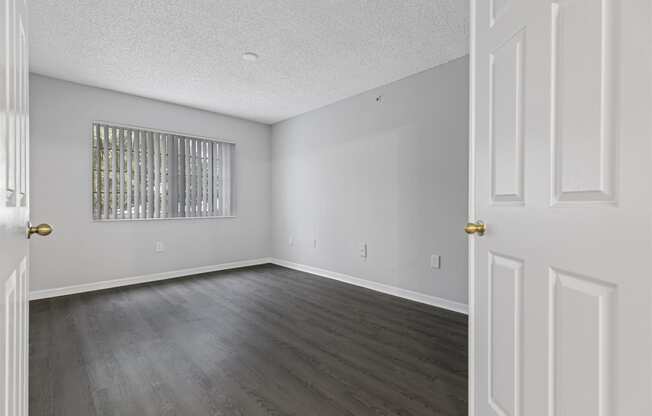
[29,0,468,124]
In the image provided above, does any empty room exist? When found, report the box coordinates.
[2,0,652,415]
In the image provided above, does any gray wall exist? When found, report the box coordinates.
[30,57,469,306]
[271,56,469,304]
[29,74,272,291]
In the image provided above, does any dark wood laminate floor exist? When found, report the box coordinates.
[29,264,467,416]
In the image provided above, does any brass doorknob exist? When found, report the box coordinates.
[465,221,486,236]
[27,223,53,239]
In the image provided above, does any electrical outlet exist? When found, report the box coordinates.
[430,254,441,269]
[289,236,294,247]
[360,243,367,259]
[155,241,165,253]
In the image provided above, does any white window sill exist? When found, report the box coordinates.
[92,215,237,223]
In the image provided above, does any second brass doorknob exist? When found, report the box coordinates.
[27,223,53,239]
[465,221,486,236]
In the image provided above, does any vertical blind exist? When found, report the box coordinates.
[92,123,234,220]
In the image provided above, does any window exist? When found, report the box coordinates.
[92,122,234,220]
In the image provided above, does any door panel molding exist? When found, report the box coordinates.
[17,258,27,416]
[489,30,525,206]
[550,0,617,206]
[488,252,523,416]
[548,268,615,416]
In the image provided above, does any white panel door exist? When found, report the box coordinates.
[1,0,30,414]
[470,1,652,415]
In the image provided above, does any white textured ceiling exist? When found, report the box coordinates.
[29,0,468,124]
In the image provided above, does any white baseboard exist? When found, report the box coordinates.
[30,257,469,315]
[29,257,273,300]
[269,258,469,315]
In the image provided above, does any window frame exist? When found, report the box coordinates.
[90,120,236,222]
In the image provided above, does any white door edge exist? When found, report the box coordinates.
[467,0,478,414]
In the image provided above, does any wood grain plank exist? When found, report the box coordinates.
[30,265,467,415]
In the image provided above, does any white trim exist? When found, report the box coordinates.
[29,258,273,300]
[29,257,469,316]
[468,0,479,414]
[269,258,469,315]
